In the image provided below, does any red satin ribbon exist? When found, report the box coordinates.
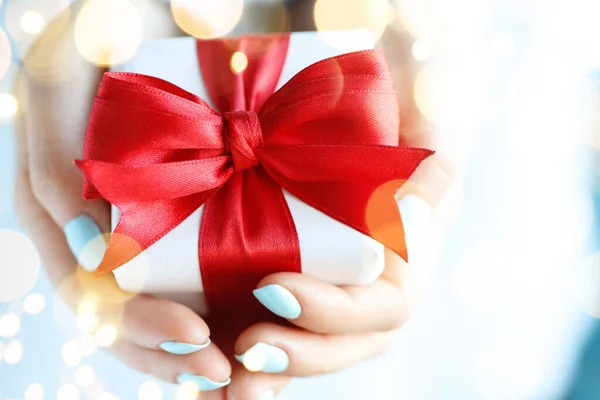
[76,34,433,313]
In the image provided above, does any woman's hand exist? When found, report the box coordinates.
[14,0,233,393]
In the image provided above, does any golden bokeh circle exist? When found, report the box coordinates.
[20,10,46,35]
[176,381,199,400]
[171,0,243,40]
[242,346,268,372]
[95,324,118,347]
[314,0,390,43]
[74,0,143,67]
[230,51,248,75]
[5,0,71,45]
[364,179,431,254]
[0,93,19,119]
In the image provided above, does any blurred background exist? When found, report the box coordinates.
[1,0,600,399]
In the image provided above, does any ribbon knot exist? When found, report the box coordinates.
[76,41,434,314]
[223,110,263,172]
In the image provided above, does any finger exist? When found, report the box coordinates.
[226,363,290,400]
[12,180,232,388]
[252,272,407,335]
[119,296,211,353]
[234,323,397,377]
[18,9,110,272]
[110,340,231,391]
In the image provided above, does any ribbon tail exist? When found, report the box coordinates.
[258,145,434,261]
[94,193,215,276]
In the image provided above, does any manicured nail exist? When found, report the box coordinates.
[398,194,432,252]
[235,342,289,373]
[176,373,231,391]
[253,284,301,319]
[64,215,107,272]
[258,389,275,400]
[160,339,211,355]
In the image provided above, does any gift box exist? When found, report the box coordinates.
[77,30,433,315]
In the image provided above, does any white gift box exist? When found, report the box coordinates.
[110,30,390,314]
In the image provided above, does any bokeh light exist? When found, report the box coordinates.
[79,335,98,357]
[62,339,83,367]
[314,0,389,33]
[75,365,96,387]
[78,294,98,315]
[392,0,438,40]
[0,29,11,81]
[57,384,79,400]
[0,313,21,337]
[95,324,117,347]
[97,392,119,400]
[138,381,162,400]
[20,10,45,35]
[314,0,390,47]
[412,40,432,62]
[171,0,243,39]
[23,293,46,314]
[5,0,71,47]
[230,51,248,75]
[176,381,199,400]
[414,60,482,131]
[0,93,19,119]
[25,382,44,400]
[74,0,143,67]
[77,312,99,334]
[241,346,268,372]
[4,340,23,364]
[0,229,40,302]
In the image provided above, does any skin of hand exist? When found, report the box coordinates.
[12,1,454,399]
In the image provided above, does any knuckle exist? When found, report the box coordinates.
[29,161,64,204]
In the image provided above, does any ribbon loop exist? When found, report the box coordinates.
[223,110,263,172]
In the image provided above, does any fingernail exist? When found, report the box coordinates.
[64,215,107,272]
[176,373,231,391]
[398,194,432,252]
[235,342,289,373]
[253,284,301,319]
[258,389,276,400]
[160,339,211,355]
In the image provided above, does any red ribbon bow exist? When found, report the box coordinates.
[76,34,433,312]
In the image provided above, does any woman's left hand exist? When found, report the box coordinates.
[214,153,452,400]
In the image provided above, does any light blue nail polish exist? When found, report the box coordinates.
[235,342,289,373]
[253,284,301,319]
[176,373,231,391]
[160,339,211,355]
[64,215,107,272]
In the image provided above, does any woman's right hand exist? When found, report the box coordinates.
[13,0,234,393]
